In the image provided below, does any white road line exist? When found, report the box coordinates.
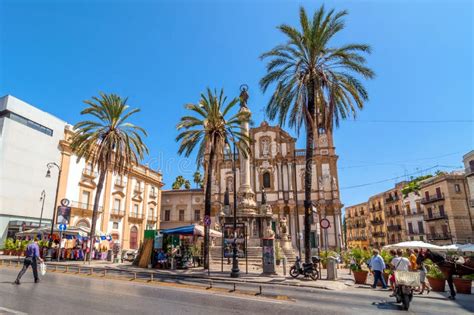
[0,306,28,315]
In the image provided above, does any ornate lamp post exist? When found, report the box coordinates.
[228,138,240,278]
[45,162,61,261]
[39,190,46,227]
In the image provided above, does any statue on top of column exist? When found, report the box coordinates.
[239,84,249,109]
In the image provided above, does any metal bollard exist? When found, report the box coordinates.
[65,266,69,273]
[133,272,137,280]
[54,265,57,272]
[78,266,81,274]
[150,273,154,282]
[207,281,212,289]
[230,283,236,292]
[17,260,20,267]
[90,268,93,275]
[257,286,262,295]
[104,269,107,277]
[9,260,12,266]
[282,257,287,276]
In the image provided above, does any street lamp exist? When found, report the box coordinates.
[227,138,239,278]
[45,162,61,261]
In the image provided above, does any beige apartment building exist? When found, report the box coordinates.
[368,193,388,247]
[383,182,407,244]
[419,173,473,245]
[56,127,164,250]
[345,202,370,248]
[160,189,204,230]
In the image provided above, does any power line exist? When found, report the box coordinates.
[339,165,461,190]
[346,119,473,123]
[339,151,464,167]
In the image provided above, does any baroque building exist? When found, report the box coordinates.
[345,202,369,248]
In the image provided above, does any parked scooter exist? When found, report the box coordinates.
[393,271,418,311]
[289,256,320,280]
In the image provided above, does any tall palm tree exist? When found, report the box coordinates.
[71,93,148,263]
[176,88,250,269]
[260,6,374,262]
[193,171,203,188]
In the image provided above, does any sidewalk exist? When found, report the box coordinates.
[0,254,354,291]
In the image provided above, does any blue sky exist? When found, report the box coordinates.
[1,0,472,210]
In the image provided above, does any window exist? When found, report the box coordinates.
[439,205,445,217]
[427,207,433,218]
[149,208,154,218]
[395,205,399,214]
[113,198,121,211]
[194,210,201,221]
[81,191,91,208]
[416,201,421,213]
[454,184,461,193]
[424,191,429,200]
[0,110,53,136]
[263,172,271,189]
[436,187,442,198]
[442,225,449,235]
[408,222,413,234]
[179,209,185,221]
[133,204,139,215]
[112,222,119,229]
[164,210,170,221]
[418,221,424,234]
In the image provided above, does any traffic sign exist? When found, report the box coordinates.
[58,224,67,231]
[320,218,331,229]
[204,215,211,226]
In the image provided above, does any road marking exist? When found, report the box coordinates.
[0,307,28,315]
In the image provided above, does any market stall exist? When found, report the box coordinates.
[157,224,222,269]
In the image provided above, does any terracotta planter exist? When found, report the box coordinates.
[453,278,472,294]
[353,270,368,284]
[427,276,446,292]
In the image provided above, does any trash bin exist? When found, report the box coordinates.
[327,257,338,280]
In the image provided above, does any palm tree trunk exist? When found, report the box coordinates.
[88,171,106,263]
[304,80,316,263]
[204,143,215,269]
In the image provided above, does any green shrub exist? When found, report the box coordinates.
[426,262,444,279]
[461,274,474,280]
[350,248,371,271]
[4,238,15,250]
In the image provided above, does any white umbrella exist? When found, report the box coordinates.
[383,241,444,250]
[194,224,222,238]
[439,244,463,251]
[459,243,474,252]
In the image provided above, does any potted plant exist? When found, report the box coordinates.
[350,248,371,284]
[453,274,473,294]
[4,238,15,255]
[320,250,338,269]
[426,261,446,292]
[380,250,393,286]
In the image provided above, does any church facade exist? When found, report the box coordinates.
[208,120,344,252]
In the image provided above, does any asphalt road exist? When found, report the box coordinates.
[0,267,472,315]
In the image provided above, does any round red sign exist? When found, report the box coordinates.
[320,218,331,229]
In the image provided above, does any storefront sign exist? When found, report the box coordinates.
[223,223,246,258]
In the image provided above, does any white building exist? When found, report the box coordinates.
[402,191,427,241]
[0,95,66,246]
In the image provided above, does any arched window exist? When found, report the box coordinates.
[263,172,271,189]
[130,226,138,249]
[76,219,90,228]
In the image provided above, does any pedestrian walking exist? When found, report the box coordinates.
[369,249,387,289]
[418,261,431,295]
[13,239,44,285]
[389,249,410,296]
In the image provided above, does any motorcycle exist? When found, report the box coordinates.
[393,271,418,311]
[394,283,414,311]
[289,256,320,280]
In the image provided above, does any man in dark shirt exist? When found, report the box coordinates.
[13,239,44,284]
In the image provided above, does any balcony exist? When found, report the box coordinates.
[466,167,474,177]
[372,231,386,238]
[387,224,402,232]
[385,195,400,203]
[114,178,127,187]
[385,210,402,217]
[370,206,382,213]
[424,213,448,221]
[295,149,306,157]
[70,201,103,217]
[110,209,125,217]
[421,193,445,204]
[149,190,158,199]
[371,219,384,226]
[405,211,423,217]
[82,168,98,178]
[134,186,144,194]
[129,212,144,221]
[427,233,451,241]
[407,231,424,236]
[147,215,158,222]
